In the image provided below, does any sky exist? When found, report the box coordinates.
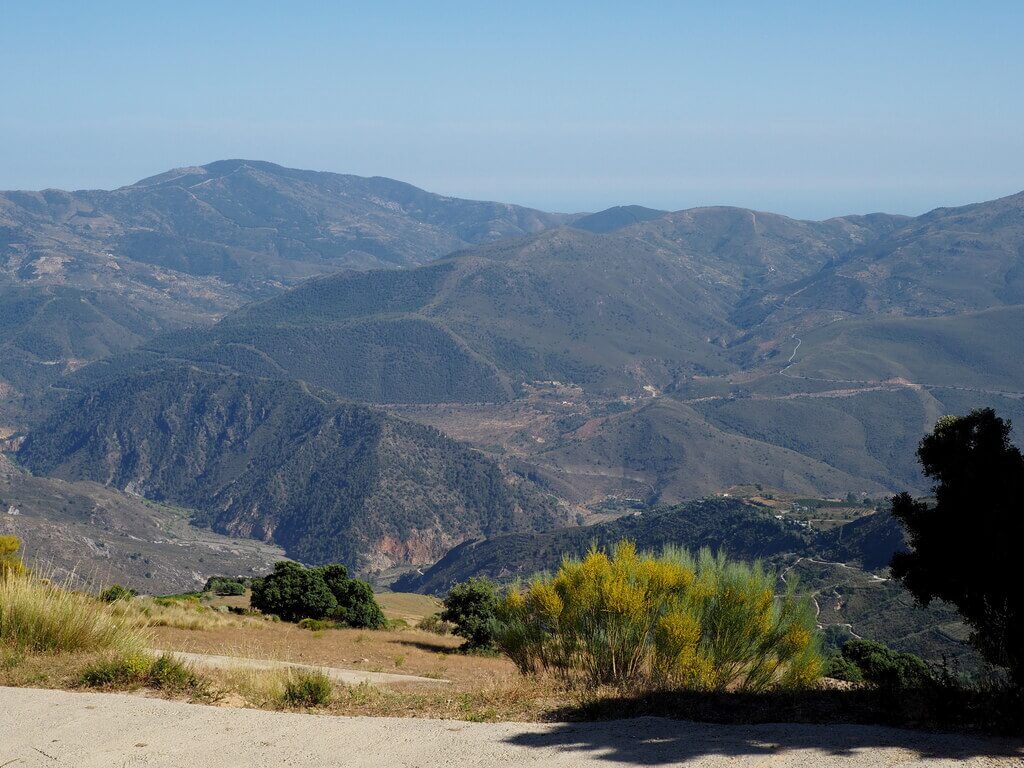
[1,1,1023,219]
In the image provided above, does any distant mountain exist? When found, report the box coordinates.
[0,161,570,421]
[530,397,891,504]
[740,190,1024,326]
[572,205,667,233]
[31,187,1024,508]
[17,362,566,573]
[2,159,569,282]
[124,228,737,402]
[10,175,1024,576]
[0,285,151,419]
[121,209,901,404]
[394,498,906,595]
[629,207,907,293]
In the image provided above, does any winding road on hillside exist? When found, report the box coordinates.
[3,687,1022,767]
[776,332,1023,400]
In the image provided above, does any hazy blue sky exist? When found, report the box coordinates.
[2,2,1022,218]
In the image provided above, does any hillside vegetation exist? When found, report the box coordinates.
[396,497,969,665]
[47,186,1021,508]
[17,363,564,573]
[0,160,568,419]
[7,170,1024,583]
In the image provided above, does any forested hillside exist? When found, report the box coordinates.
[17,363,565,572]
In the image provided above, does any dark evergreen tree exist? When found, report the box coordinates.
[891,409,1024,685]
[441,577,498,650]
[319,564,386,629]
[250,561,337,622]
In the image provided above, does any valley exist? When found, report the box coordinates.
[0,455,283,594]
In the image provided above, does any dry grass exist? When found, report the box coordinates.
[375,592,443,625]
[144,618,579,721]
[149,622,508,684]
[1,580,1018,733]
[112,596,266,632]
[202,664,565,720]
[0,578,648,722]
[0,571,145,655]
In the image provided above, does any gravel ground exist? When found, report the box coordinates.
[2,686,1022,767]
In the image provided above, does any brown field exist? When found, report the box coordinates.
[149,622,510,688]
[0,590,557,721]
[375,591,442,623]
[3,589,1022,735]
[148,615,561,720]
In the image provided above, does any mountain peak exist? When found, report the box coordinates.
[571,205,668,233]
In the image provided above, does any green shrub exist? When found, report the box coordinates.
[297,617,338,631]
[282,670,333,707]
[442,577,499,650]
[154,593,201,605]
[147,653,207,692]
[250,562,337,622]
[0,571,144,655]
[80,652,207,694]
[418,613,454,635]
[820,624,856,653]
[495,541,821,692]
[250,562,385,628]
[203,577,247,596]
[227,606,261,617]
[321,566,386,629]
[99,584,137,603]
[80,652,152,687]
[824,651,864,682]
[840,639,933,689]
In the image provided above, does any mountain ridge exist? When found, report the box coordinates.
[16,361,567,573]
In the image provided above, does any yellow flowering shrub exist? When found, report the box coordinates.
[0,536,25,578]
[494,540,821,692]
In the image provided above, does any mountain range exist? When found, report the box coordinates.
[0,160,568,420]
[2,160,1023,584]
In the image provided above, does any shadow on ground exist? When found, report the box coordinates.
[505,717,1024,765]
[392,638,457,653]
[505,689,1024,765]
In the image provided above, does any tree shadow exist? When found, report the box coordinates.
[504,689,1024,765]
[391,637,458,653]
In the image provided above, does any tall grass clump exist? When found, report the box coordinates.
[494,541,821,692]
[282,669,334,708]
[0,570,144,655]
[80,652,208,696]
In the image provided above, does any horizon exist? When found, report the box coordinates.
[2,2,1023,219]
[6,156,1023,222]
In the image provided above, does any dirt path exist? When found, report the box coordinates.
[154,649,450,685]
[2,686,1022,767]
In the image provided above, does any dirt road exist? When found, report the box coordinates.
[2,686,1022,767]
[154,649,450,685]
